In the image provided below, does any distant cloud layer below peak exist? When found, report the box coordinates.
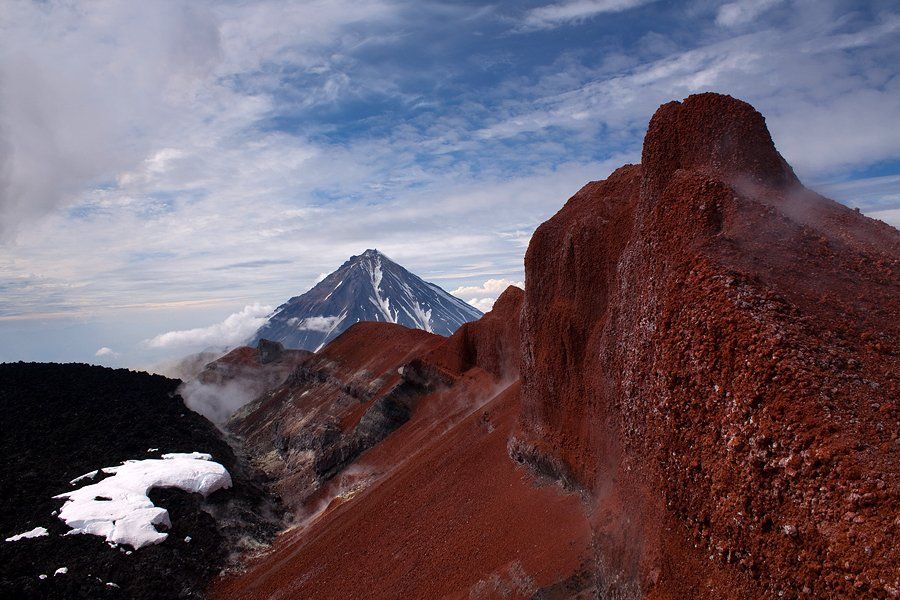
[144,304,272,350]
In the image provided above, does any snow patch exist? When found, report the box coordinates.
[5,526,49,542]
[53,453,232,549]
[411,300,433,333]
[70,470,100,485]
[367,256,398,323]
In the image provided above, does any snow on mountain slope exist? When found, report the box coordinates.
[54,453,232,549]
[249,250,482,351]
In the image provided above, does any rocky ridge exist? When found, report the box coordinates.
[215,93,897,599]
[518,92,899,597]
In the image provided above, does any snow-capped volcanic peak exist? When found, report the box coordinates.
[250,250,482,351]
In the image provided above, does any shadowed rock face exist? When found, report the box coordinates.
[519,92,899,598]
[256,339,285,364]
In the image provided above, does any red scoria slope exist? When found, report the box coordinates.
[196,340,312,388]
[519,93,899,598]
[214,286,599,598]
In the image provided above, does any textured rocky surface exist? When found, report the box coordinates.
[228,322,446,509]
[249,249,482,352]
[0,363,281,600]
[213,285,599,598]
[518,93,899,598]
[214,93,897,599]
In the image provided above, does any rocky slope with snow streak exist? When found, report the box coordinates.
[249,249,482,352]
[0,363,281,600]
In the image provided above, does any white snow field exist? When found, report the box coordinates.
[4,526,49,542]
[53,452,232,549]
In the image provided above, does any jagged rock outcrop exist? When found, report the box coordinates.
[422,285,524,381]
[518,93,899,598]
[228,322,446,508]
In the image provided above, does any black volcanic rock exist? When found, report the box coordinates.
[256,339,284,364]
[249,249,482,351]
[0,363,281,600]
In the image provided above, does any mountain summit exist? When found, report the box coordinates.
[249,250,482,351]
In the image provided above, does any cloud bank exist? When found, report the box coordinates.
[452,279,524,313]
[145,304,272,350]
[716,0,784,27]
[288,316,342,332]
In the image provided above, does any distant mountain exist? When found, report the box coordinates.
[249,249,482,351]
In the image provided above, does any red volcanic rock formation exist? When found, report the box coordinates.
[641,93,799,200]
[214,93,897,600]
[227,290,526,511]
[216,382,592,599]
[227,322,445,507]
[213,287,589,599]
[196,341,311,387]
[422,285,524,380]
[519,93,899,597]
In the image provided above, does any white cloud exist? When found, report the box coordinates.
[522,0,654,30]
[144,303,272,349]
[452,278,524,312]
[451,278,523,297]
[716,0,784,28]
[866,208,900,227]
[94,347,119,358]
[816,174,900,211]
[0,1,224,238]
[0,0,399,238]
[287,315,341,332]
[477,13,900,180]
[467,297,499,313]
[815,173,900,227]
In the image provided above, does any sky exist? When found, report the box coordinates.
[0,0,898,368]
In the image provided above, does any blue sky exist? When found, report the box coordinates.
[0,0,898,368]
